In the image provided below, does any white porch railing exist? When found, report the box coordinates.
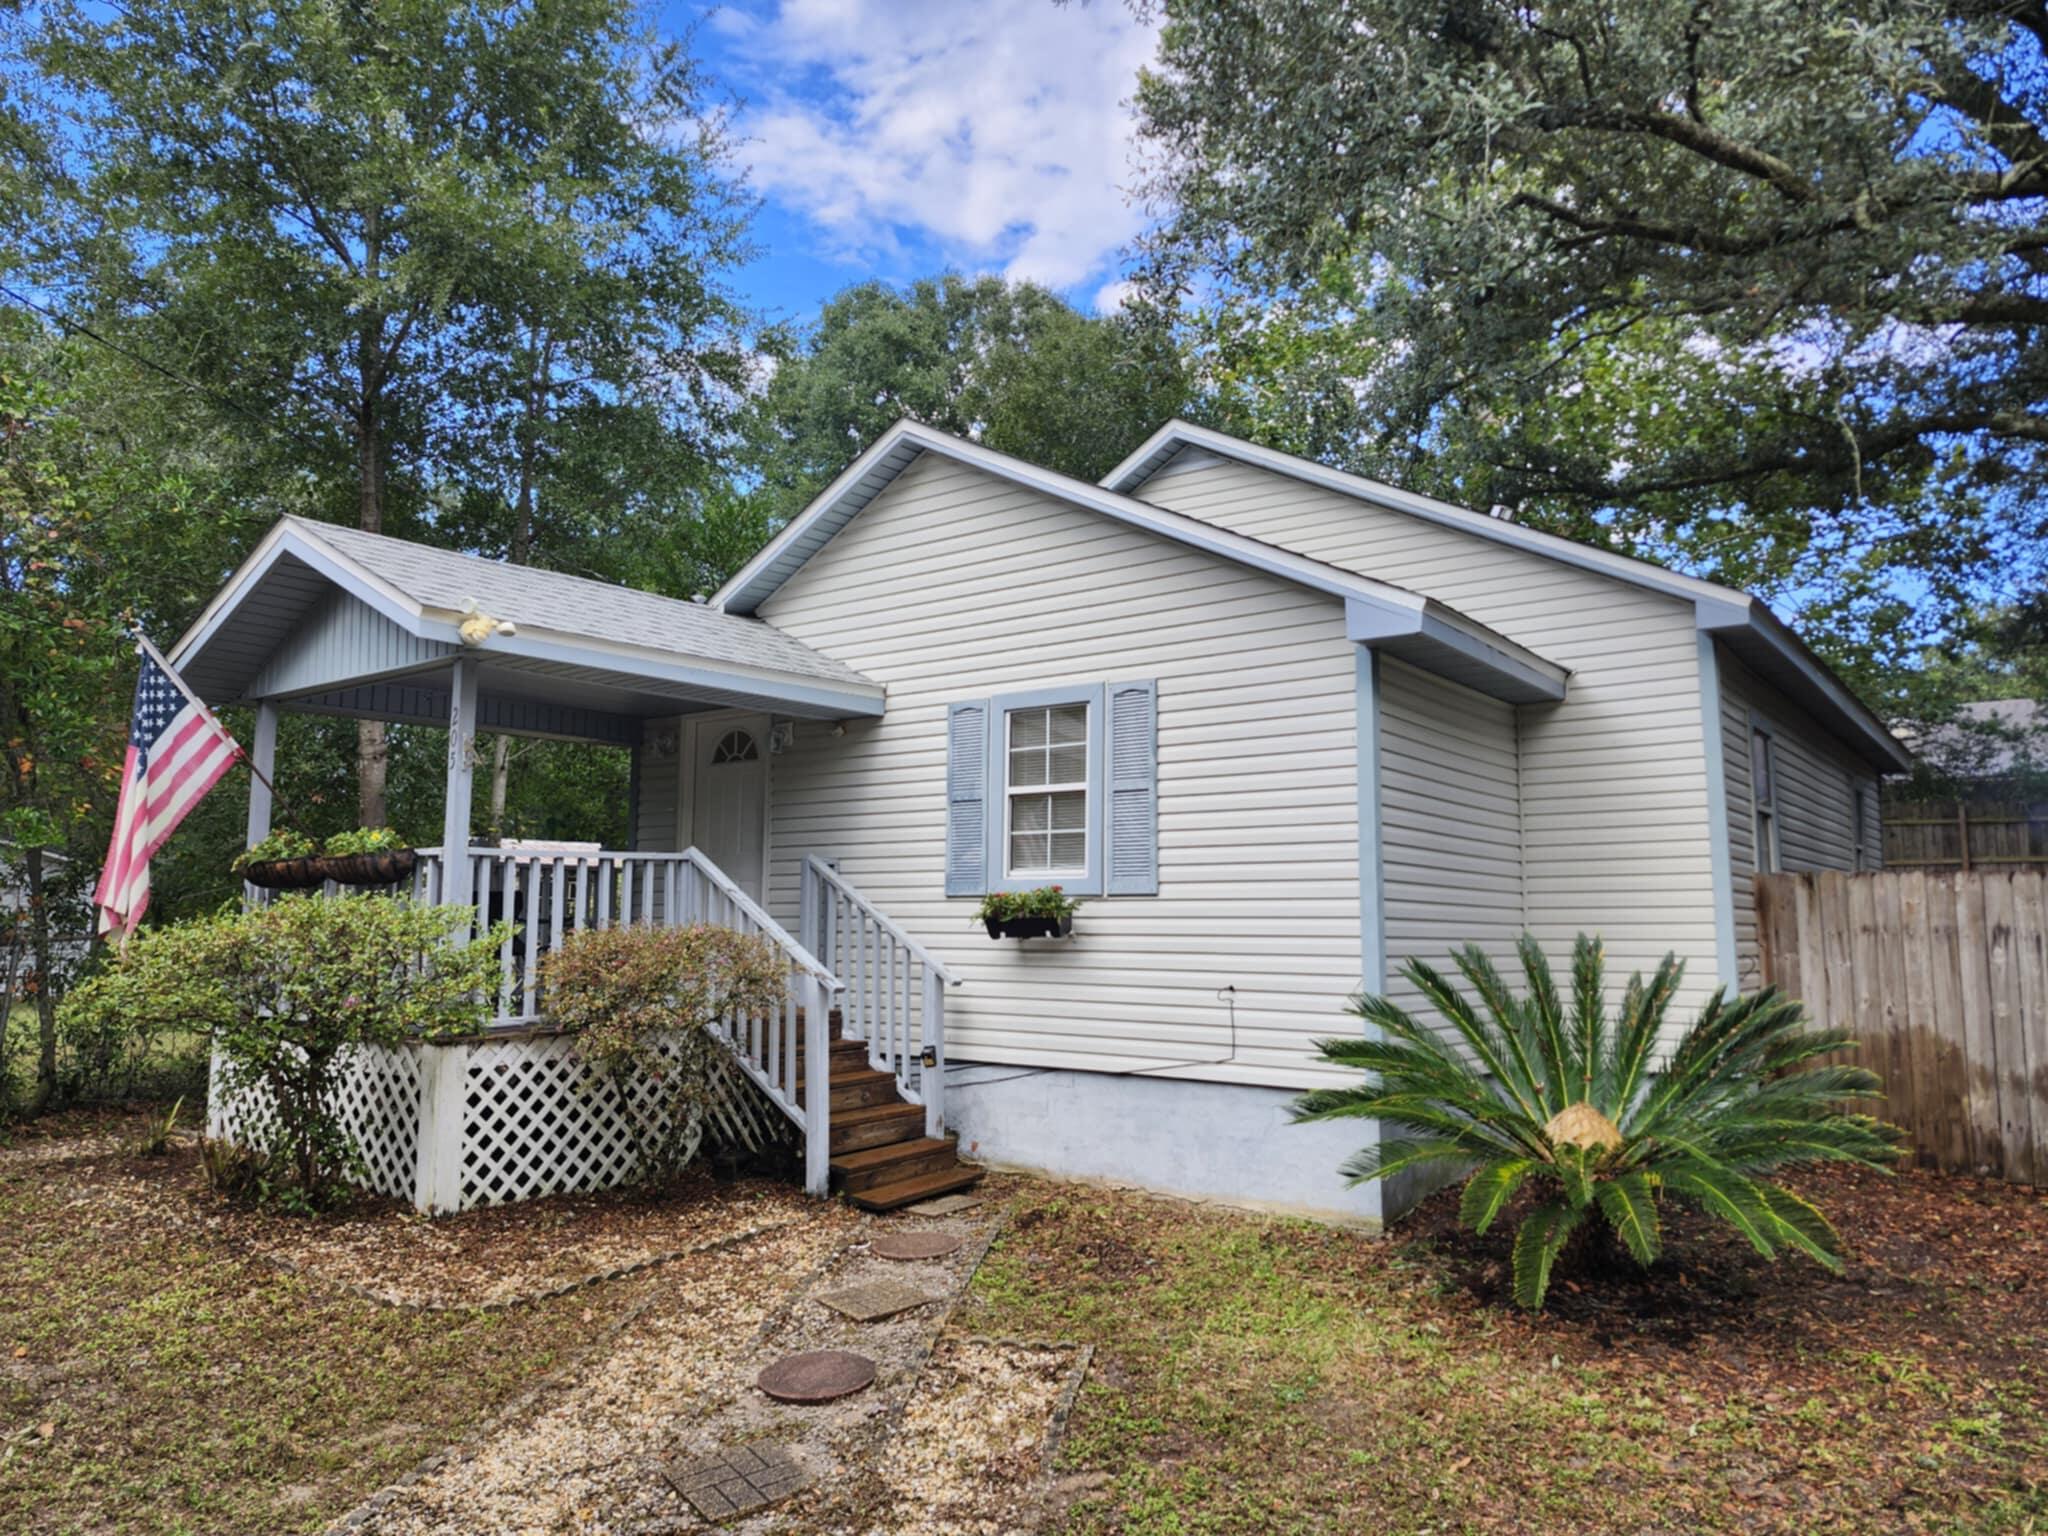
[799,855,957,1141]
[413,844,843,1194]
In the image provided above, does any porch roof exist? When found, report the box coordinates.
[171,518,886,740]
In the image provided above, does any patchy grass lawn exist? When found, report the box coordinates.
[8,1107,2048,1536]
[0,1109,647,1536]
[958,1168,2048,1535]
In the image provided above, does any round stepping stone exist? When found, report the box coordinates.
[757,1350,876,1404]
[873,1230,965,1262]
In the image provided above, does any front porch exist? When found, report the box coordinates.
[175,516,971,1209]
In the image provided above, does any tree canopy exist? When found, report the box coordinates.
[25,0,754,821]
[1133,0,2048,682]
[740,273,1189,520]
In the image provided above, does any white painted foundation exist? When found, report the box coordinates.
[942,1064,1388,1227]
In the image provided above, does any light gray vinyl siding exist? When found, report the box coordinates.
[634,726,682,851]
[1378,658,1525,1008]
[1719,651,1880,989]
[1136,449,1720,1011]
[756,451,1364,1091]
[250,588,452,699]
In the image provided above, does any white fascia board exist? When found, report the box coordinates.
[457,623,887,718]
[1346,596,1571,705]
[170,519,433,672]
[713,421,926,614]
[1104,421,1733,606]
[713,419,1434,619]
[1694,598,1913,773]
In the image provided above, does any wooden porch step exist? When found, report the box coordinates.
[794,1065,902,1113]
[846,1161,985,1213]
[828,1102,926,1154]
[828,1135,958,1195]
[791,1038,871,1070]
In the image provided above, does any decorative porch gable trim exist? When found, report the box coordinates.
[172,521,887,719]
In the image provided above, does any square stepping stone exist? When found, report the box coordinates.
[662,1441,811,1521]
[904,1193,982,1216]
[815,1278,940,1323]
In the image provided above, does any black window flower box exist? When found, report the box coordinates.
[983,914,1074,941]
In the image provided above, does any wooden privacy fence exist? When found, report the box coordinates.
[1883,800,2048,871]
[1755,870,2048,1186]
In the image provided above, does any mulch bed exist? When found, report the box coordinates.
[5,1113,821,1308]
[1399,1163,2048,1356]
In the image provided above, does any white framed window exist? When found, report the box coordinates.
[1751,724,1782,874]
[1004,700,1090,877]
[946,681,1158,900]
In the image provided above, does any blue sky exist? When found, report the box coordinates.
[670,1,1162,325]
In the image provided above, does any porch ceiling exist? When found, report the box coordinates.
[170,518,887,733]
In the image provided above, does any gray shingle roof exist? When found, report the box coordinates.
[296,518,874,689]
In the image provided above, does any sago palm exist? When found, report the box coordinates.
[1296,934,1902,1308]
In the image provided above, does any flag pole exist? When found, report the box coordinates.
[125,623,297,828]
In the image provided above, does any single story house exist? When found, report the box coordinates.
[174,419,1909,1222]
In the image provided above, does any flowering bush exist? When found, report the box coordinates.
[973,886,1080,925]
[61,894,509,1209]
[542,924,788,1182]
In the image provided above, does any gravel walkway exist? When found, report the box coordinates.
[337,1195,1089,1536]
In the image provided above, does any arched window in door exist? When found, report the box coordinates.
[710,729,760,765]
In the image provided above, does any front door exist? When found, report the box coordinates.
[686,713,769,903]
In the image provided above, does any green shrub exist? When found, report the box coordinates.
[62,894,509,1209]
[542,923,788,1182]
[54,929,217,1105]
[1297,934,1904,1309]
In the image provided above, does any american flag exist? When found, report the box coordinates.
[93,646,242,939]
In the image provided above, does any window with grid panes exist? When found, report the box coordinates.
[1004,701,1089,875]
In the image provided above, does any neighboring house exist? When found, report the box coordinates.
[1901,698,2048,787]
[1,844,90,993]
[171,419,1908,1224]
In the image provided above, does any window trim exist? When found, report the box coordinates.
[1749,718,1782,875]
[1002,701,1091,880]
[984,684,1105,895]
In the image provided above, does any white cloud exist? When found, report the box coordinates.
[717,0,1159,291]
[1092,278,1139,314]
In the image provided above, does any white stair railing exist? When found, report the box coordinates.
[799,855,958,1140]
[413,844,843,1195]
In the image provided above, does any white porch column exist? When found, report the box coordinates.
[242,700,279,907]
[245,700,279,845]
[441,658,478,912]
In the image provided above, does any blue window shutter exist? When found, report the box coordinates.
[1105,680,1158,895]
[945,700,989,895]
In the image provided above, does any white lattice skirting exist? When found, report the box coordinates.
[207,1032,743,1213]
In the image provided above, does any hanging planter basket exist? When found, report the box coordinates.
[983,914,1074,941]
[241,849,417,891]
[320,848,418,887]
[241,856,328,891]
